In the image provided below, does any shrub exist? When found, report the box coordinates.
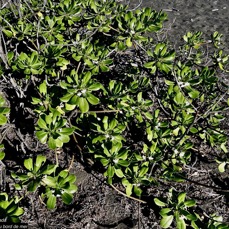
[0,0,228,227]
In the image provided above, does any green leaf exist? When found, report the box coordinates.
[160,215,174,228]
[133,185,142,197]
[184,200,196,207]
[88,82,102,91]
[218,162,226,173]
[107,165,115,178]
[125,183,133,196]
[24,158,33,171]
[42,176,56,188]
[36,131,48,144]
[154,198,167,207]
[190,127,198,134]
[47,194,56,209]
[191,221,199,229]
[160,208,172,216]
[37,117,48,130]
[78,97,89,113]
[61,93,73,103]
[48,137,57,149]
[61,192,73,205]
[34,155,46,172]
[65,103,76,111]
[176,217,186,229]
[139,166,148,177]
[126,37,132,47]
[0,114,7,125]
[178,192,186,204]
[3,29,13,37]
[12,207,24,217]
[27,180,40,192]
[59,126,74,135]
[41,164,57,175]
[0,151,5,160]
[188,90,199,99]
[39,81,47,95]
[115,168,124,178]
[87,93,100,105]
[220,143,228,153]
[174,92,185,105]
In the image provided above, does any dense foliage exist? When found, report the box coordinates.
[0,0,228,228]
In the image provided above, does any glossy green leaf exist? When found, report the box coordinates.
[78,97,89,113]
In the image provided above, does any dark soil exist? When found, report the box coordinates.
[0,1,229,228]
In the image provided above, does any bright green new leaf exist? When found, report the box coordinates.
[78,97,89,113]
[184,199,196,207]
[42,176,56,188]
[0,151,5,160]
[87,93,100,105]
[178,192,186,204]
[154,198,167,207]
[59,128,75,135]
[0,114,7,125]
[125,183,133,196]
[36,131,48,144]
[115,168,124,178]
[39,81,47,95]
[176,217,186,229]
[34,155,46,172]
[188,90,199,99]
[37,117,48,130]
[126,37,132,47]
[160,208,172,216]
[174,92,185,105]
[160,215,174,228]
[218,162,226,173]
[24,158,33,171]
[47,194,56,210]
[48,137,57,149]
